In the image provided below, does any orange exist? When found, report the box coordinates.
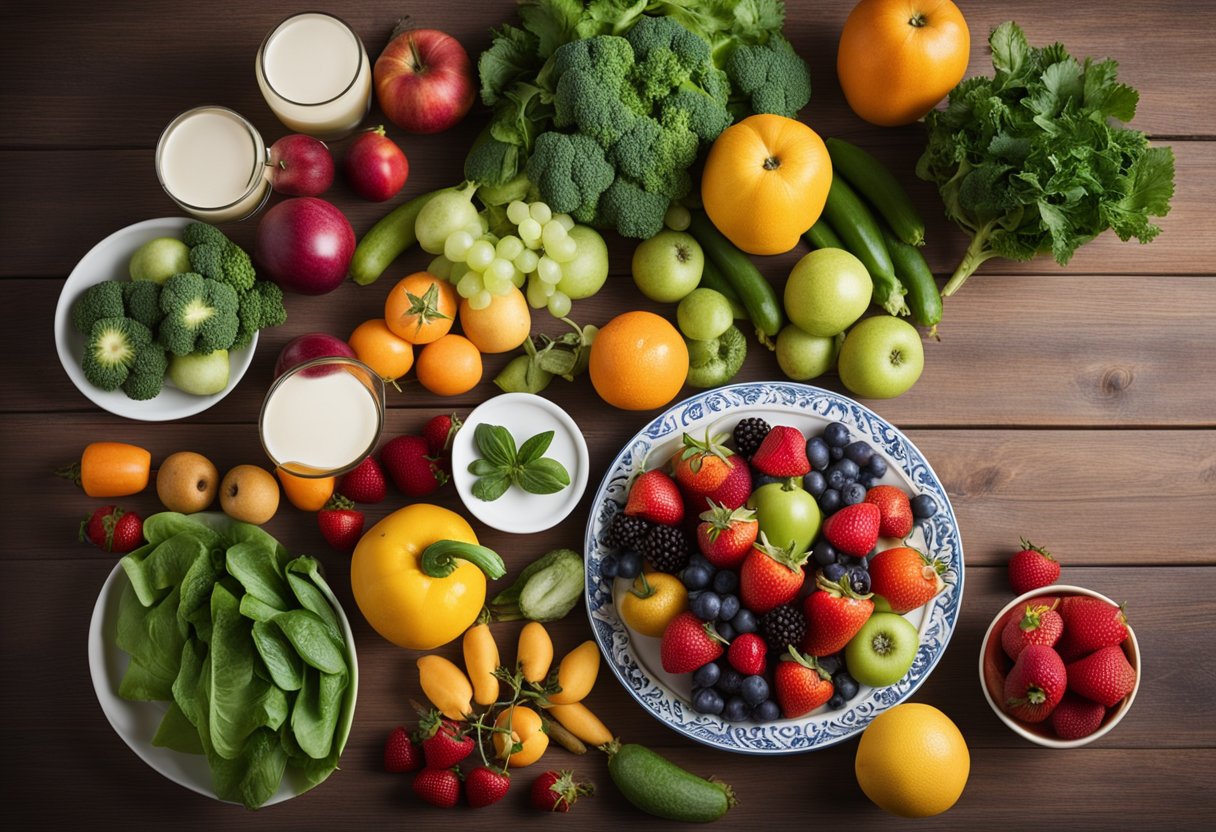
[589,311,688,411]
[384,271,457,344]
[854,703,970,817]
[837,0,971,127]
[416,334,482,396]
[275,467,335,512]
[348,318,414,385]
[459,286,531,353]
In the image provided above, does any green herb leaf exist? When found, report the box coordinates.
[475,423,517,467]
[537,348,577,376]
[472,472,512,502]
[516,430,555,465]
[517,458,571,495]
[468,458,502,477]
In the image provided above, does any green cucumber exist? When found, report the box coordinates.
[605,741,736,822]
[348,189,443,285]
[804,217,845,251]
[688,212,783,342]
[883,227,943,332]
[821,177,908,317]
[826,137,925,247]
[696,258,748,320]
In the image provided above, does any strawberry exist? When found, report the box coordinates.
[79,505,144,554]
[413,767,461,808]
[701,454,753,510]
[863,485,914,539]
[801,575,874,656]
[774,647,834,718]
[660,611,728,674]
[317,495,364,552]
[1000,602,1064,661]
[672,430,734,493]
[696,501,758,569]
[750,425,811,478]
[383,726,423,773]
[338,456,387,504]
[1056,596,1129,661]
[1050,692,1107,740]
[422,412,463,456]
[1002,644,1067,723]
[1066,645,1137,707]
[530,769,594,812]
[727,632,768,676]
[624,469,684,526]
[739,534,810,615]
[465,765,510,808]
[380,434,449,497]
[418,712,474,769]
[868,546,945,614]
[1008,538,1061,595]
[821,502,881,557]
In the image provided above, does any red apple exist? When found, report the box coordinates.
[374,25,475,134]
[274,332,356,378]
[345,126,408,201]
[255,197,354,295]
[268,134,333,197]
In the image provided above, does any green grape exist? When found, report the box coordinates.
[470,290,493,310]
[518,217,542,246]
[496,235,524,261]
[444,230,474,263]
[547,290,572,318]
[546,235,578,264]
[664,203,691,231]
[506,200,530,226]
[450,261,470,282]
[537,256,562,285]
[528,202,552,224]
[526,278,549,309]
[487,257,515,283]
[511,269,527,289]
[466,239,495,271]
[541,220,568,251]
[428,255,454,280]
[540,280,556,298]
[514,249,539,274]
[553,213,575,231]
[463,221,484,240]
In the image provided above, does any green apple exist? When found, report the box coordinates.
[129,237,191,284]
[746,481,821,556]
[556,225,609,299]
[677,288,733,341]
[837,315,925,399]
[775,324,843,381]
[784,248,872,336]
[844,612,919,687]
[685,325,747,388]
[631,230,703,302]
[168,350,230,395]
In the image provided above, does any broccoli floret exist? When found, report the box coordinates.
[81,317,152,391]
[187,241,225,282]
[625,15,712,74]
[553,68,638,145]
[553,35,634,80]
[181,222,228,249]
[158,272,240,356]
[725,36,812,118]
[121,342,168,401]
[122,280,164,330]
[598,179,670,240]
[72,281,125,336]
[188,241,256,292]
[610,108,699,196]
[465,127,523,189]
[526,132,616,215]
[233,280,287,350]
[220,244,256,292]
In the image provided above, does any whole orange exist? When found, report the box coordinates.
[589,311,688,411]
[837,0,970,127]
[348,318,414,384]
[416,333,482,396]
[459,286,531,353]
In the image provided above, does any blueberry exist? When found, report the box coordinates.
[829,445,845,461]
[841,482,867,506]
[824,422,851,448]
[816,654,843,675]
[847,568,871,594]
[806,437,831,471]
[682,565,712,591]
[834,671,860,701]
[859,475,879,490]
[803,470,827,498]
[829,459,860,482]
[752,469,782,490]
[688,554,718,575]
[826,467,849,491]
[731,608,758,634]
[712,569,739,595]
[715,620,736,642]
[823,563,847,582]
[910,494,938,519]
[693,662,721,689]
[752,699,781,723]
[827,693,846,710]
[718,668,743,695]
[691,591,721,621]
[724,696,750,723]
[616,550,642,579]
[818,488,842,515]
[693,687,725,715]
[812,539,838,567]
[718,594,741,622]
[843,441,874,468]
[600,554,619,581]
[865,456,888,478]
[741,675,770,705]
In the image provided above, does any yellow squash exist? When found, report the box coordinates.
[517,621,554,683]
[463,621,501,707]
[417,654,473,721]
[547,640,600,705]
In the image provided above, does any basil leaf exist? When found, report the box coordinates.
[473,473,512,502]
[537,349,577,376]
[516,430,554,465]
[475,423,516,467]
[517,458,570,494]
[468,458,502,477]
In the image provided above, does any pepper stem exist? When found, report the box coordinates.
[420,539,507,579]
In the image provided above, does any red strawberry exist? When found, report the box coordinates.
[660,611,728,674]
[1056,596,1129,661]
[863,485,914,539]
[338,456,387,504]
[1008,538,1061,595]
[413,767,461,808]
[1050,692,1107,740]
[80,505,144,554]
[774,647,834,718]
[672,430,734,493]
[750,425,811,478]
[317,495,364,552]
[1000,602,1064,661]
[821,502,881,557]
[624,469,684,526]
[530,769,594,812]
[380,435,449,497]
[422,412,463,455]
[1003,644,1067,723]
[383,726,423,773]
[701,454,753,510]
[1066,645,1136,707]
[868,546,945,614]
[727,632,767,676]
[801,575,874,656]
[465,765,510,808]
[696,501,758,569]
[418,712,474,769]
[739,535,810,615]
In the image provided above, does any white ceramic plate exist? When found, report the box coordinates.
[87,559,358,805]
[54,217,257,421]
[451,392,590,534]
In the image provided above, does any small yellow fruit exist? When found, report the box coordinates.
[156,451,218,513]
[219,464,280,525]
[619,572,688,638]
[855,703,970,818]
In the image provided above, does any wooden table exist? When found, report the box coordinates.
[3,1,1213,827]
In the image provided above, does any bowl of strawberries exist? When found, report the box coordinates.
[980,584,1140,748]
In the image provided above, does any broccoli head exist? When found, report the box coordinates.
[232,280,287,350]
[725,36,811,118]
[82,317,152,392]
[553,68,639,146]
[121,280,164,330]
[610,107,699,197]
[188,241,256,292]
[72,280,126,336]
[121,342,168,401]
[598,179,670,240]
[181,222,228,249]
[526,132,616,215]
[158,272,240,356]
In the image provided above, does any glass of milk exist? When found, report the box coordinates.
[256,12,373,141]
[155,105,272,222]
[259,357,385,478]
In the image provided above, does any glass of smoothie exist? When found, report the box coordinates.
[259,357,385,478]
[256,12,373,141]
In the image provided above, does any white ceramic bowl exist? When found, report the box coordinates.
[979,584,1140,748]
[54,217,257,421]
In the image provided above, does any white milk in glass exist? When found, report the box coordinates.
[261,365,383,476]
[155,106,270,222]
[256,12,372,140]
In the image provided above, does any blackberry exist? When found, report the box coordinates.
[605,513,650,549]
[641,524,690,573]
[761,604,807,653]
[733,417,771,458]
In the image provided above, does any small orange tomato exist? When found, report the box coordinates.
[384,272,456,344]
[275,468,335,511]
[416,334,482,396]
[348,318,414,386]
[492,705,548,767]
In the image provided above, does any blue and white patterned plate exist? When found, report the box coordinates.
[583,382,963,754]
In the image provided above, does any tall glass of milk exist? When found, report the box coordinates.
[259,357,385,477]
[256,12,373,141]
[155,106,272,222]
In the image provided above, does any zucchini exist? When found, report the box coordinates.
[804,217,845,251]
[605,741,736,823]
[688,212,783,342]
[348,188,443,285]
[696,257,748,320]
[883,227,943,333]
[826,137,925,247]
[821,177,908,317]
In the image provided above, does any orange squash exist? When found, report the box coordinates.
[837,0,970,127]
[700,115,831,256]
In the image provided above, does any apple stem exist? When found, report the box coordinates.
[389,16,414,41]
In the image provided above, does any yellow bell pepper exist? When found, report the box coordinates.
[350,504,506,649]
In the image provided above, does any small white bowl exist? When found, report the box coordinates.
[451,392,589,534]
[979,584,1140,748]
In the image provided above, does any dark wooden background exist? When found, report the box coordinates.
[2,1,1214,827]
